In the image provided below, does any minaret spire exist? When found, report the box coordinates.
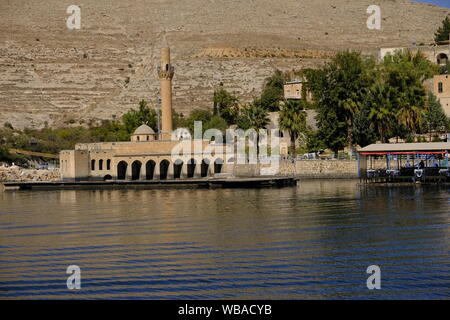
[157,34,174,141]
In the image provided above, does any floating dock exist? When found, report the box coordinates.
[1,176,298,191]
[358,142,450,184]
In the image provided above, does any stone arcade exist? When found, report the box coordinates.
[60,46,236,182]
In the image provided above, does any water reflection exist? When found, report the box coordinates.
[0,180,449,299]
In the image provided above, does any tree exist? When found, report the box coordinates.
[237,100,270,157]
[259,69,285,111]
[183,109,212,135]
[381,51,437,136]
[435,16,450,43]
[305,129,325,153]
[352,104,377,147]
[213,88,239,125]
[382,50,437,85]
[396,88,426,136]
[122,100,157,134]
[423,92,449,138]
[204,116,228,138]
[0,145,11,162]
[0,144,27,165]
[305,51,375,152]
[366,82,395,143]
[178,107,230,138]
[4,122,14,130]
[172,110,186,129]
[316,108,348,156]
[278,99,307,155]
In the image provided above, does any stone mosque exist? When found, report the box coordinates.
[60,46,237,182]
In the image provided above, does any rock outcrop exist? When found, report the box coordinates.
[0,167,61,182]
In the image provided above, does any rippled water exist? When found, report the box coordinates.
[0,180,449,299]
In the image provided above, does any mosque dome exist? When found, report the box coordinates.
[133,124,155,135]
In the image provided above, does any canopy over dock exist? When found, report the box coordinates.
[358,142,450,154]
[357,142,450,182]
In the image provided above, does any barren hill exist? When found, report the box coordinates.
[0,0,448,129]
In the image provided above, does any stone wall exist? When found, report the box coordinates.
[252,159,362,179]
[277,159,297,176]
[291,159,388,179]
[240,159,368,179]
[294,160,359,179]
[0,159,388,182]
[224,164,260,177]
[366,159,389,170]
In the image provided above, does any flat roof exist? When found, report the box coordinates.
[358,142,450,153]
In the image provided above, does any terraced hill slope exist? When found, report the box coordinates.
[0,0,448,128]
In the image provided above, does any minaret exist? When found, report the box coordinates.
[157,46,174,140]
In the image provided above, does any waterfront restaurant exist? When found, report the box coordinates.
[357,142,450,182]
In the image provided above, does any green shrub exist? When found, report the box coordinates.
[432,136,441,142]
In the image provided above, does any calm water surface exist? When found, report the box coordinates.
[0,180,449,299]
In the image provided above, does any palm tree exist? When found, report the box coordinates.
[279,99,307,155]
[367,82,394,143]
[237,100,270,158]
[395,87,425,135]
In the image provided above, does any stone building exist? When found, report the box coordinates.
[130,124,157,142]
[378,44,449,66]
[60,139,234,181]
[433,74,450,117]
[279,79,317,153]
[283,80,303,100]
[60,47,236,182]
[379,44,450,117]
[283,79,312,101]
[266,112,290,156]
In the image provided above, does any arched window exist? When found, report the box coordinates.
[91,159,96,171]
[437,53,449,65]
[99,159,103,171]
[106,159,111,170]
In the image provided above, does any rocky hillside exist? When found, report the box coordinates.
[0,0,448,129]
[0,166,60,183]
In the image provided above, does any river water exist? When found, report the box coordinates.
[0,180,449,299]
